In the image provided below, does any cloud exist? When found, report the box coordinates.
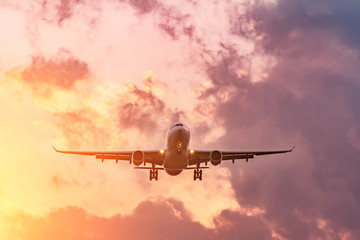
[27,0,88,26]
[17,50,113,148]
[51,174,90,189]
[115,74,167,136]
[9,49,119,150]
[16,50,176,149]
[3,198,276,240]
[247,0,360,53]
[156,6,195,41]
[54,108,113,148]
[56,0,84,25]
[126,0,159,14]
[194,0,360,239]
[119,0,197,41]
[22,50,89,97]
[4,0,360,239]
[213,209,273,240]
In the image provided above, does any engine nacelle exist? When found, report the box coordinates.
[132,150,145,166]
[210,150,222,166]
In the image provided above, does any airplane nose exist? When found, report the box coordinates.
[175,128,185,137]
[172,128,186,140]
[173,128,180,137]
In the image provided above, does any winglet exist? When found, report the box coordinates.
[291,146,295,151]
[53,146,59,152]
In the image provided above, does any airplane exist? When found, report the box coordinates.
[53,122,294,181]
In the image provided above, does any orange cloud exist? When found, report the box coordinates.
[116,74,168,136]
[22,50,89,98]
[54,108,111,148]
[3,199,275,240]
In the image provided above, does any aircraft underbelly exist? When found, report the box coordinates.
[163,126,190,176]
[163,151,188,175]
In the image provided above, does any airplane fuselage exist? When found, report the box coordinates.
[163,123,190,175]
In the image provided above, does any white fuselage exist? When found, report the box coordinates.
[163,123,190,175]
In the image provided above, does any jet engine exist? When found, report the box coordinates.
[132,150,145,166]
[210,150,222,166]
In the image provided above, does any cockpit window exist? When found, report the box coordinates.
[170,122,185,129]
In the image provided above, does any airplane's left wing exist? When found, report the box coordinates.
[53,147,164,165]
[188,147,294,166]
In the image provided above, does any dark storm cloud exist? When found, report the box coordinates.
[248,0,360,52]
[5,198,276,240]
[198,0,360,239]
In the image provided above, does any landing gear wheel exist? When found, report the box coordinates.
[193,169,203,181]
[150,169,159,181]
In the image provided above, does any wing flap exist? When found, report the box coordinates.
[188,147,294,165]
[222,154,254,160]
[188,157,209,165]
[95,154,131,161]
[54,147,163,165]
[134,167,164,170]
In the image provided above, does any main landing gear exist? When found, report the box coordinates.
[150,169,158,181]
[193,169,202,181]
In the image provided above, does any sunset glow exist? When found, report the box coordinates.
[1,0,360,239]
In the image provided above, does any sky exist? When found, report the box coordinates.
[0,0,360,239]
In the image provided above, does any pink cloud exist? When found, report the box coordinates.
[195,0,360,239]
[116,76,167,135]
[54,108,112,148]
[127,0,159,14]
[56,0,84,25]
[4,0,360,239]
[156,6,194,40]
[51,174,90,189]
[4,199,275,240]
[22,50,89,97]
